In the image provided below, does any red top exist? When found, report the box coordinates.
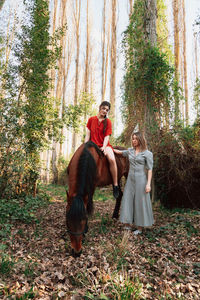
[86,116,112,148]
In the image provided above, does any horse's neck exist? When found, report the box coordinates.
[68,145,84,193]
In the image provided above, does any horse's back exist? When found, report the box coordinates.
[67,143,129,188]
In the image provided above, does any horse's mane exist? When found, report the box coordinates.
[67,141,103,225]
[76,141,102,214]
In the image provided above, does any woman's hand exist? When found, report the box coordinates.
[100,146,107,155]
[113,149,123,155]
[145,184,151,193]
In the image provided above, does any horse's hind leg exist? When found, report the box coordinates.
[112,186,123,219]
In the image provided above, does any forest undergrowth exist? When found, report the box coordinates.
[0,184,199,299]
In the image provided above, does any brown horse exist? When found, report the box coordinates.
[66,141,129,257]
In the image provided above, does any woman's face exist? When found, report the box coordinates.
[99,105,110,118]
[132,135,139,148]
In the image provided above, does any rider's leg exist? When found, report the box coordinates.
[105,147,119,198]
[105,146,118,185]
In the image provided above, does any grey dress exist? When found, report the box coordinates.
[119,148,154,227]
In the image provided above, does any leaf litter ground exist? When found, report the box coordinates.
[0,185,199,299]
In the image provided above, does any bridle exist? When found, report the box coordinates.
[67,227,87,236]
[66,220,88,236]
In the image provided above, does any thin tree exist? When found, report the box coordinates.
[81,0,90,138]
[193,32,200,119]
[182,0,188,125]
[144,0,157,134]
[59,35,74,156]
[101,0,111,102]
[72,0,81,151]
[42,0,59,183]
[145,0,157,46]
[157,0,173,128]
[173,0,180,122]
[128,0,133,18]
[51,0,68,183]
[84,0,89,94]
[194,32,199,80]
[50,0,58,95]
[110,0,117,122]
[101,0,106,101]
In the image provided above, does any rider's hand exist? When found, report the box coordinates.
[100,146,106,155]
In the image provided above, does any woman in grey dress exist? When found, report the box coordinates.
[113,131,154,234]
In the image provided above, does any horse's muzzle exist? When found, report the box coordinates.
[72,248,82,258]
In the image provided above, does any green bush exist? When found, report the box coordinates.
[0,193,50,224]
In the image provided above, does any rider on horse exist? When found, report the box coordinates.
[85,101,120,199]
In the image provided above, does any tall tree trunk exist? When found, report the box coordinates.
[180,3,184,120]
[45,149,51,183]
[50,0,58,95]
[193,33,199,119]
[145,0,157,46]
[56,0,67,103]
[72,0,81,152]
[144,0,157,202]
[144,0,157,135]
[173,0,180,122]
[59,35,73,156]
[41,0,58,183]
[101,0,111,102]
[101,0,106,101]
[182,0,188,125]
[129,0,133,18]
[52,0,68,184]
[194,33,198,80]
[110,0,117,124]
[84,0,89,94]
[103,26,110,102]
[83,0,90,137]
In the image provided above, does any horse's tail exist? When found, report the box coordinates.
[76,141,102,215]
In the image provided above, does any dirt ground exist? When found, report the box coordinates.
[0,188,199,299]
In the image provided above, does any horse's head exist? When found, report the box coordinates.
[66,142,99,256]
[66,193,88,257]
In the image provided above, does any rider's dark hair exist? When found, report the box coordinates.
[99,101,111,134]
[99,101,111,110]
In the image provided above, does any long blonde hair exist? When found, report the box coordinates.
[132,131,147,151]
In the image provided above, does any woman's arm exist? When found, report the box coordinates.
[85,128,91,143]
[113,148,123,155]
[145,170,152,193]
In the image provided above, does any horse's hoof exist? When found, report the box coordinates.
[112,213,119,219]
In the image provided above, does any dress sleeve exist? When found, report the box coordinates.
[121,150,129,157]
[105,118,112,136]
[86,117,92,130]
[145,151,153,170]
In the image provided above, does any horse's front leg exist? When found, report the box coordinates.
[112,185,123,219]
